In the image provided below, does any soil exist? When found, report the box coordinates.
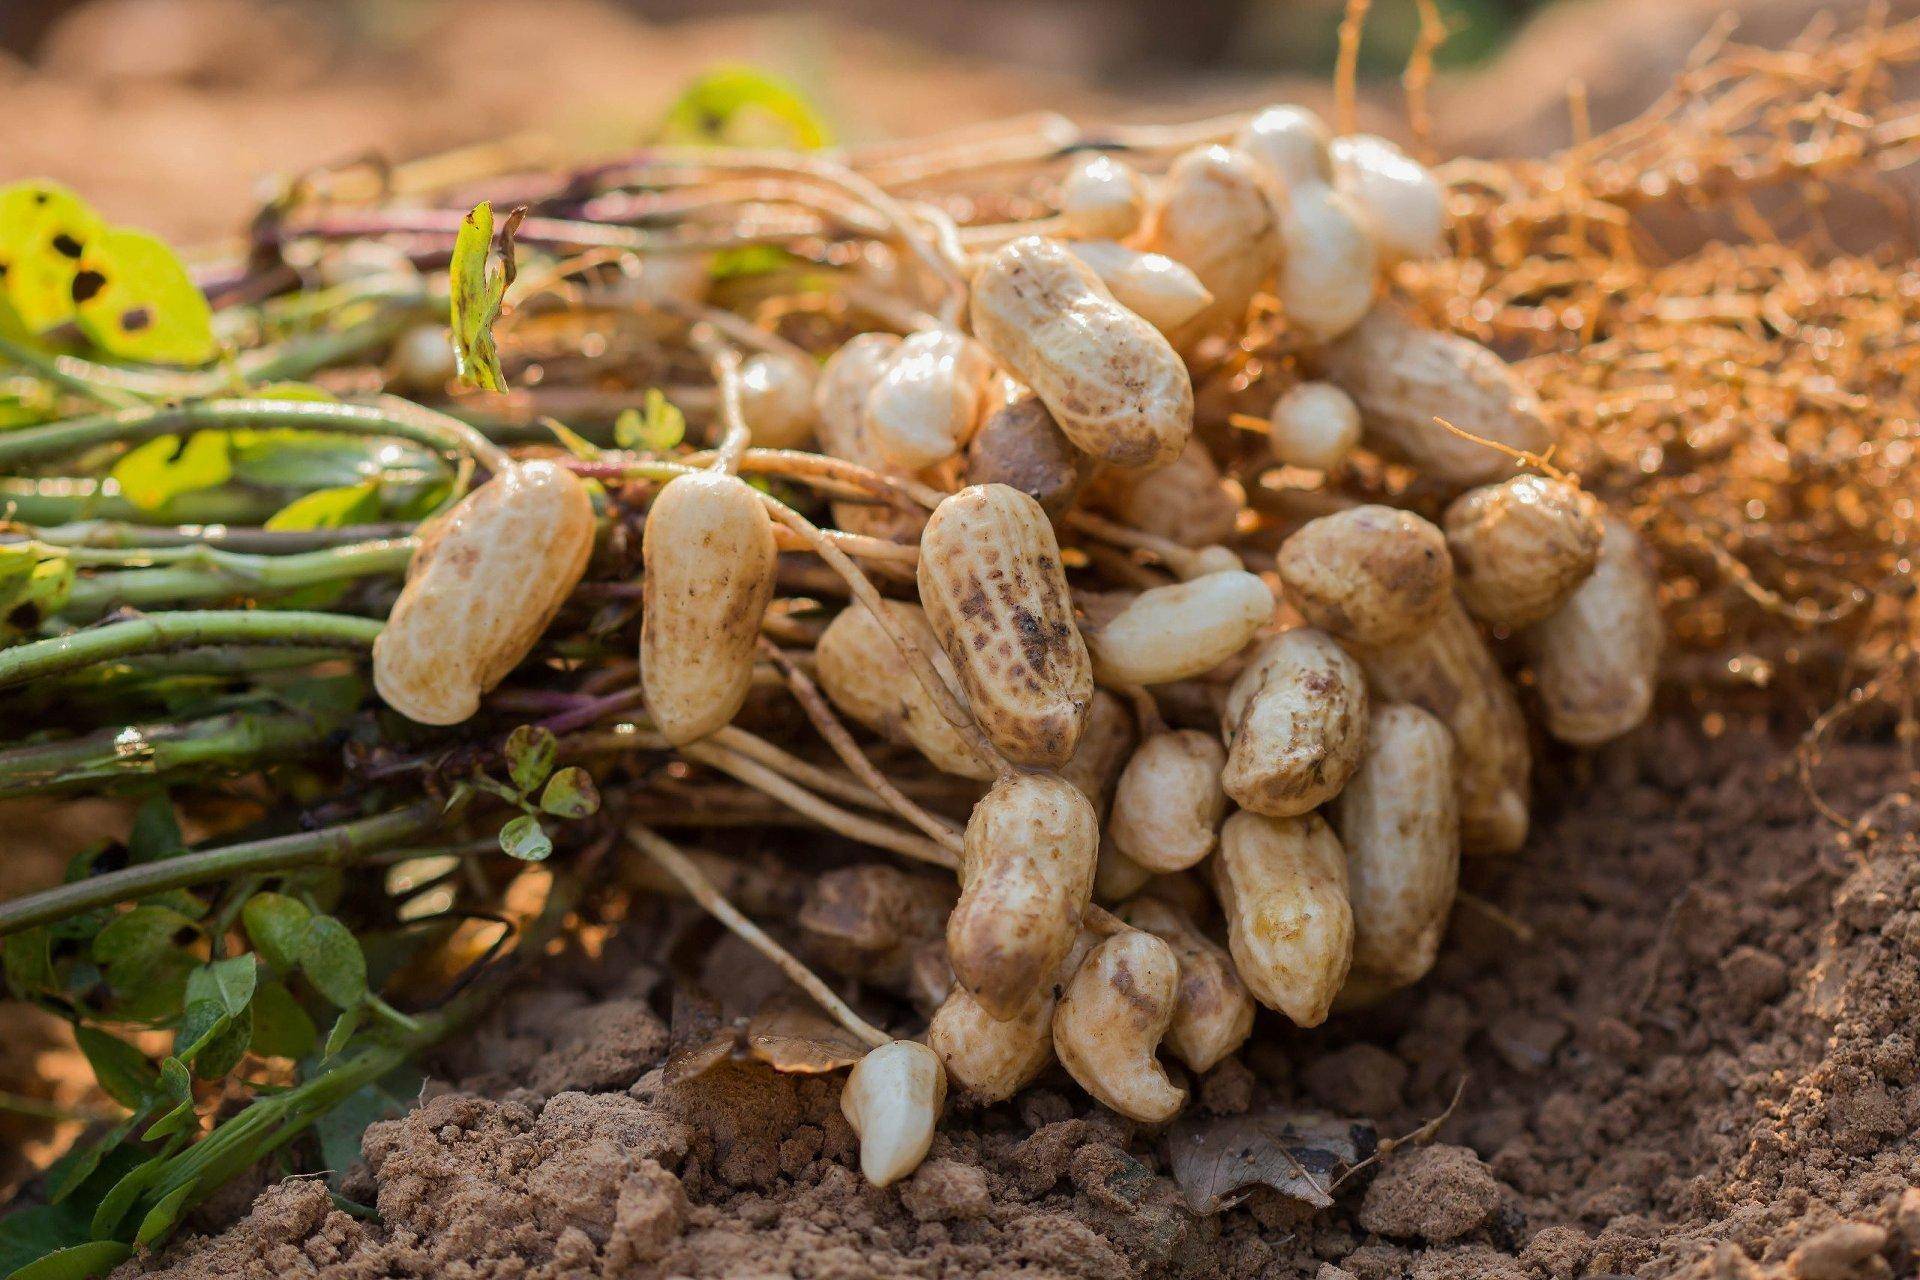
[103,721,1920,1279]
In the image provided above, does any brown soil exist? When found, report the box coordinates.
[106,722,1920,1280]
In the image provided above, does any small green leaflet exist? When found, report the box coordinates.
[614,389,686,452]
[1,1239,131,1280]
[504,724,557,793]
[71,1028,154,1110]
[538,767,600,819]
[297,915,367,1008]
[448,201,524,394]
[72,228,216,366]
[265,481,381,531]
[498,813,552,862]
[109,433,231,511]
[241,892,311,972]
[0,181,104,334]
[656,66,833,150]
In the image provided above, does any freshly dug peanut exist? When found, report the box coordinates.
[970,236,1194,469]
[1057,689,1136,815]
[842,1039,946,1187]
[1221,629,1369,818]
[1269,381,1361,472]
[1081,570,1275,687]
[374,461,594,725]
[1117,895,1254,1072]
[1088,437,1241,548]
[928,932,1091,1101]
[918,484,1093,767]
[1337,703,1459,990]
[815,333,927,541]
[640,471,777,744]
[1316,304,1552,488]
[1059,154,1147,239]
[1138,145,1284,340]
[949,772,1099,1018]
[1330,133,1446,263]
[1094,840,1155,903]
[1109,730,1228,872]
[737,352,817,449]
[1444,475,1604,630]
[1234,103,1335,188]
[864,329,994,471]
[1213,810,1353,1026]
[1527,517,1661,747]
[815,600,997,780]
[1277,182,1377,342]
[964,394,1093,518]
[1276,505,1452,647]
[1066,240,1214,337]
[1052,930,1186,1122]
[1347,596,1530,855]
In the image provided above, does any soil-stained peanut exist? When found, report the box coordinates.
[1088,436,1242,548]
[1052,930,1187,1122]
[1316,304,1552,488]
[1347,596,1531,855]
[1336,703,1460,990]
[863,329,994,471]
[1057,688,1137,815]
[1066,240,1214,336]
[374,460,595,725]
[738,352,817,449]
[918,484,1093,767]
[1109,730,1228,872]
[842,1039,946,1187]
[1060,154,1147,240]
[1138,145,1284,340]
[1269,380,1362,472]
[1277,183,1378,342]
[1235,104,1336,189]
[1444,475,1605,629]
[1082,570,1276,686]
[1213,809,1354,1027]
[1221,629,1369,818]
[1276,505,1453,647]
[949,772,1099,1018]
[815,600,998,780]
[1331,133,1447,263]
[970,236,1194,469]
[640,471,777,744]
[1527,517,1662,747]
[1117,895,1254,1072]
[929,932,1091,1101]
[964,393,1094,518]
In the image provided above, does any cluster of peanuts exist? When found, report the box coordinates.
[368,103,1663,1189]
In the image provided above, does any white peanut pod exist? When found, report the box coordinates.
[1277,182,1378,342]
[1444,475,1605,630]
[1117,895,1254,1073]
[949,772,1099,1019]
[374,461,594,725]
[964,393,1094,518]
[737,352,817,450]
[1317,304,1553,488]
[1276,505,1453,647]
[1082,570,1275,686]
[1059,154,1148,240]
[1213,810,1354,1027]
[841,1040,946,1187]
[1330,133,1446,263]
[863,330,994,471]
[640,471,777,745]
[1052,929,1187,1122]
[1088,437,1241,548]
[815,333,927,542]
[970,236,1194,469]
[1337,703,1460,990]
[918,484,1093,767]
[1269,381,1362,472]
[1139,145,1284,341]
[1526,517,1662,747]
[1057,688,1137,816]
[1234,104,1335,189]
[928,931,1092,1101]
[1221,629,1370,818]
[1109,730,1228,873]
[1347,596,1531,855]
[1066,240,1214,337]
[815,600,998,780]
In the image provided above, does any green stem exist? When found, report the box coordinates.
[0,610,383,689]
[22,520,419,553]
[0,476,285,526]
[0,706,350,798]
[0,336,145,409]
[60,538,416,616]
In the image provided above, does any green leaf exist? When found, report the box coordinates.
[89,1149,174,1241]
[241,892,311,973]
[313,1064,424,1188]
[104,951,193,1025]
[613,388,686,452]
[449,202,516,393]
[322,1004,363,1058]
[174,999,248,1079]
[185,955,257,1017]
[229,428,434,490]
[72,227,216,366]
[90,905,197,970]
[133,1183,194,1248]
[1,1240,131,1280]
[248,980,318,1060]
[0,180,105,333]
[2,930,55,997]
[504,724,556,793]
[538,767,600,819]
[656,66,832,150]
[264,481,381,532]
[497,813,552,862]
[71,1027,154,1110]
[127,794,184,863]
[43,1117,146,1207]
[297,916,367,1008]
[109,432,232,511]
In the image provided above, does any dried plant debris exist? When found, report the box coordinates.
[1166,1107,1378,1214]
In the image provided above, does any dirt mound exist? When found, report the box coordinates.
[109,724,1920,1279]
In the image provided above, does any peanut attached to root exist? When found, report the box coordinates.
[737,352,818,450]
[928,931,1092,1102]
[1445,476,1605,630]
[1052,929,1187,1123]
[963,394,1094,518]
[1526,517,1663,747]
[374,460,595,726]
[1330,133,1446,264]
[815,599,998,782]
[1234,104,1335,189]
[1137,144,1283,343]
[1087,436,1242,549]
[1116,895,1254,1073]
[1059,154,1147,240]
[1109,730,1228,873]
[842,1039,947,1187]
[1221,629,1369,818]
[1275,179,1378,343]
[1269,381,1362,472]
[1213,809,1354,1028]
[863,329,994,472]
[1064,241,1215,337]
[816,332,928,543]
[1276,505,1453,647]
[1081,570,1276,687]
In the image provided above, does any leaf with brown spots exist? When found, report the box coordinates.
[1166,1106,1377,1213]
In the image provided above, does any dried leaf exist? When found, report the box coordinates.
[660,985,738,1087]
[744,991,868,1074]
[1165,1106,1377,1214]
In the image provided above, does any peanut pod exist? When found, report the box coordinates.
[1213,810,1354,1028]
[1052,929,1187,1123]
[1221,629,1369,818]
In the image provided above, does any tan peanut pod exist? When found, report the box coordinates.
[949,772,1099,1018]
[1336,704,1460,990]
[1276,505,1453,647]
[737,352,817,450]
[863,330,994,471]
[842,1040,946,1187]
[1213,810,1353,1027]
[1109,730,1228,873]
[1060,154,1147,240]
[970,235,1194,469]
[640,471,777,745]
[1444,476,1605,630]
[1347,596,1530,855]
[918,484,1093,767]
[928,931,1092,1102]
[1138,144,1284,341]
[1052,930,1187,1122]
[1081,570,1275,687]
[1316,304,1552,488]
[1526,517,1662,747]
[1094,839,1155,903]
[1057,688,1137,816]
[815,600,997,780]
[1087,436,1241,548]
[1116,895,1254,1073]
[1277,182,1377,342]
[1221,629,1369,818]
[964,394,1093,518]
[1269,381,1362,472]
[374,461,594,725]
[1330,133,1446,264]
[1066,240,1214,337]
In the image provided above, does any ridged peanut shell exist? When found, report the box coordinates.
[1083,570,1275,686]
[1087,436,1241,548]
[1444,476,1604,630]
[1116,895,1254,1072]
[1276,505,1452,647]
[1051,930,1186,1122]
[1138,144,1283,341]
[1109,730,1228,873]
[1221,629,1369,818]
[815,600,998,780]
[964,394,1094,518]
[1213,810,1354,1027]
